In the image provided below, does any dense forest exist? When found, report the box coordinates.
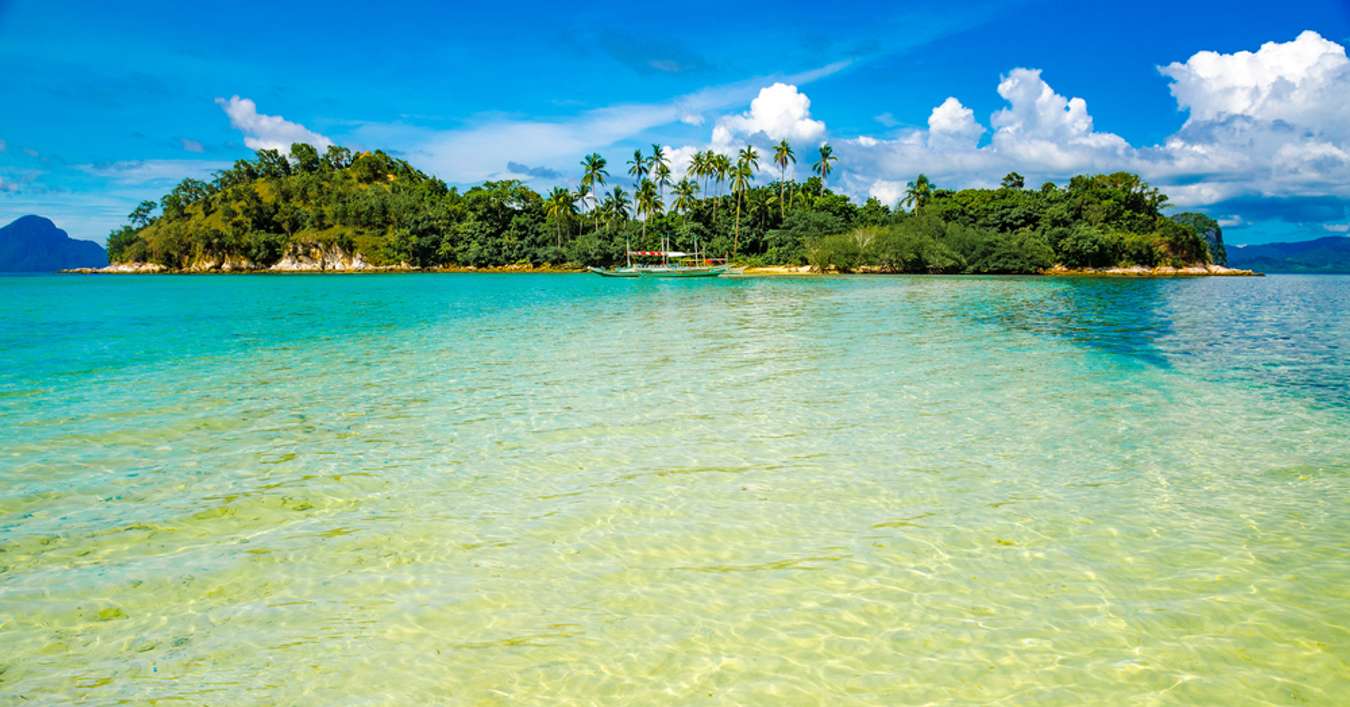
[106,142,1226,272]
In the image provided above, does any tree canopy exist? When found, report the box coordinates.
[106,142,1222,273]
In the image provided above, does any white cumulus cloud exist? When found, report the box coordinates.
[832,30,1350,224]
[1159,29,1350,137]
[927,97,983,148]
[988,68,1130,171]
[712,82,826,148]
[867,179,907,206]
[215,96,333,153]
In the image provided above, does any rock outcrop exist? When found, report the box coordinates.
[186,254,258,272]
[65,262,166,274]
[1043,263,1259,276]
[269,243,371,271]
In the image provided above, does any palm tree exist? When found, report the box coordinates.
[731,160,754,255]
[901,174,933,211]
[635,178,661,244]
[626,149,647,189]
[574,182,591,223]
[732,146,759,252]
[654,162,672,203]
[673,178,699,215]
[712,153,731,197]
[772,139,796,219]
[738,145,760,175]
[545,186,576,248]
[648,144,669,195]
[812,143,837,187]
[690,151,709,200]
[580,153,608,232]
[603,186,631,228]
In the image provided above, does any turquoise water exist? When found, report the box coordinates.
[1,273,1347,703]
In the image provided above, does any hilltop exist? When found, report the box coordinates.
[0,216,107,272]
[1227,236,1350,274]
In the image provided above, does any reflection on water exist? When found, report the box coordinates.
[1,273,1347,703]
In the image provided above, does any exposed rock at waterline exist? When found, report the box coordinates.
[270,243,370,271]
[64,261,166,273]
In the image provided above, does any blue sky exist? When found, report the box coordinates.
[2,0,1348,245]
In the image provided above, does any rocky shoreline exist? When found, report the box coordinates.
[64,243,585,274]
[1041,263,1260,277]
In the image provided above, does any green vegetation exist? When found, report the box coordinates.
[106,142,1225,272]
[809,174,1221,272]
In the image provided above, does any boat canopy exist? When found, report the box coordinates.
[628,250,689,257]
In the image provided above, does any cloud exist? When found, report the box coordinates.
[1322,223,1348,233]
[180,138,204,153]
[0,138,6,152]
[988,69,1130,170]
[867,180,906,206]
[837,69,1129,199]
[504,161,562,180]
[78,159,230,185]
[215,95,333,152]
[391,61,849,184]
[657,83,829,187]
[680,113,705,126]
[874,112,899,128]
[662,145,701,183]
[711,82,826,147]
[1159,30,1350,138]
[927,97,983,149]
[826,30,1350,227]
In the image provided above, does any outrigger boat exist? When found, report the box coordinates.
[588,236,729,278]
[588,251,728,278]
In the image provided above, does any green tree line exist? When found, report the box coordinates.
[106,142,1225,271]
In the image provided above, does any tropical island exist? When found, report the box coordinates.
[95,141,1243,275]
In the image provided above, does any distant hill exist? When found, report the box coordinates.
[1227,236,1350,274]
[0,215,108,271]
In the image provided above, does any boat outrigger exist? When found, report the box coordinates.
[588,236,730,278]
[588,251,728,278]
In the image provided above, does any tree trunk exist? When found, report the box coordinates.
[733,190,741,255]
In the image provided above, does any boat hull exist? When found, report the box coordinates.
[639,266,727,278]
[588,267,640,278]
[589,265,726,278]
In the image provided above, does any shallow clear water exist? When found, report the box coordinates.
[1,273,1347,704]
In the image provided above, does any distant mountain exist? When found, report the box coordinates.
[0,215,108,271]
[1227,236,1350,274]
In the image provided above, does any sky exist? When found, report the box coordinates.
[1,0,1348,246]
